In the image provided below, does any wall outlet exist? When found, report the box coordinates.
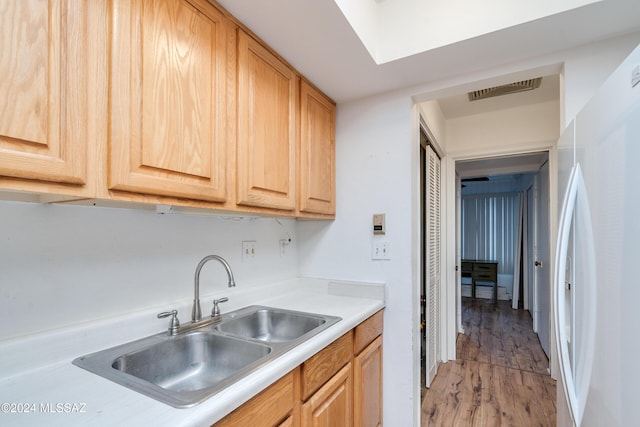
[372,241,391,260]
[279,239,289,256]
[241,240,256,262]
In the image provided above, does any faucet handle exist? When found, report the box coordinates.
[158,309,180,335]
[211,297,229,318]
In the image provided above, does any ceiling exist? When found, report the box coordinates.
[438,74,560,120]
[215,0,640,103]
[333,0,602,65]
[456,152,549,179]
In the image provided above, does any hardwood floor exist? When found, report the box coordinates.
[421,298,556,426]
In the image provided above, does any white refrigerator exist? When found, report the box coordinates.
[555,43,640,426]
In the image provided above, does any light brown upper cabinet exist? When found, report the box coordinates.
[0,1,88,188]
[236,30,298,211]
[0,0,336,218]
[299,82,336,215]
[109,0,228,202]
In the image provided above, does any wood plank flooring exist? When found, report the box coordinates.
[421,298,556,426]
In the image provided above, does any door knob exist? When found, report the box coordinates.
[535,261,542,267]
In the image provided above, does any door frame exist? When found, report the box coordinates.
[522,185,533,312]
[444,144,559,378]
[534,160,552,357]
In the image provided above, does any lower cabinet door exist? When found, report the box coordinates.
[302,363,352,427]
[354,336,383,427]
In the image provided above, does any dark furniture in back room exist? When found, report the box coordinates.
[461,259,498,304]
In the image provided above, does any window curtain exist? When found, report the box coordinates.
[461,193,520,276]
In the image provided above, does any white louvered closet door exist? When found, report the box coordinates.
[425,145,441,387]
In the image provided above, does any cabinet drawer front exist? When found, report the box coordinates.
[461,262,473,272]
[474,272,497,282]
[213,371,294,427]
[354,310,383,355]
[474,263,497,273]
[301,332,353,400]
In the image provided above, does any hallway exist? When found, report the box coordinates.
[421,298,556,426]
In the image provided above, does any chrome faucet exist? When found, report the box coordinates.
[192,255,236,323]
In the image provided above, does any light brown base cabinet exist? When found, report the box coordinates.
[213,371,295,427]
[354,336,383,427]
[212,310,383,427]
[302,363,353,427]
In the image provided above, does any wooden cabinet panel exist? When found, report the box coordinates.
[299,81,335,215]
[237,30,298,211]
[354,310,384,355]
[301,332,353,401]
[0,0,87,185]
[277,416,293,427]
[354,336,383,427]
[213,313,383,426]
[109,0,227,202]
[302,363,353,427]
[213,371,294,427]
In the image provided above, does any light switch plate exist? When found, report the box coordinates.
[372,241,390,260]
[241,240,256,262]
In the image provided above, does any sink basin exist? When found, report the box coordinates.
[73,305,340,408]
[215,307,330,343]
[74,331,272,407]
[112,332,271,393]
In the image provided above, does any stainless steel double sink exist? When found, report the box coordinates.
[73,305,341,408]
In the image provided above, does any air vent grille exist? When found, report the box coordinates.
[468,78,542,101]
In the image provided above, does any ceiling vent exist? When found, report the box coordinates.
[468,78,542,101]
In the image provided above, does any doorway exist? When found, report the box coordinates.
[455,152,550,357]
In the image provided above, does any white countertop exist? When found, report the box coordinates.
[0,278,384,426]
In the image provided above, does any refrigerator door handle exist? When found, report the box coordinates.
[554,164,580,425]
[554,163,596,427]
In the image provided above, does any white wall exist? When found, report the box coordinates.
[446,100,560,155]
[0,201,298,341]
[562,34,640,128]
[298,91,417,427]
[418,100,447,147]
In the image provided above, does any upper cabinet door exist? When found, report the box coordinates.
[0,0,87,185]
[299,82,336,215]
[109,0,227,202]
[236,30,298,211]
